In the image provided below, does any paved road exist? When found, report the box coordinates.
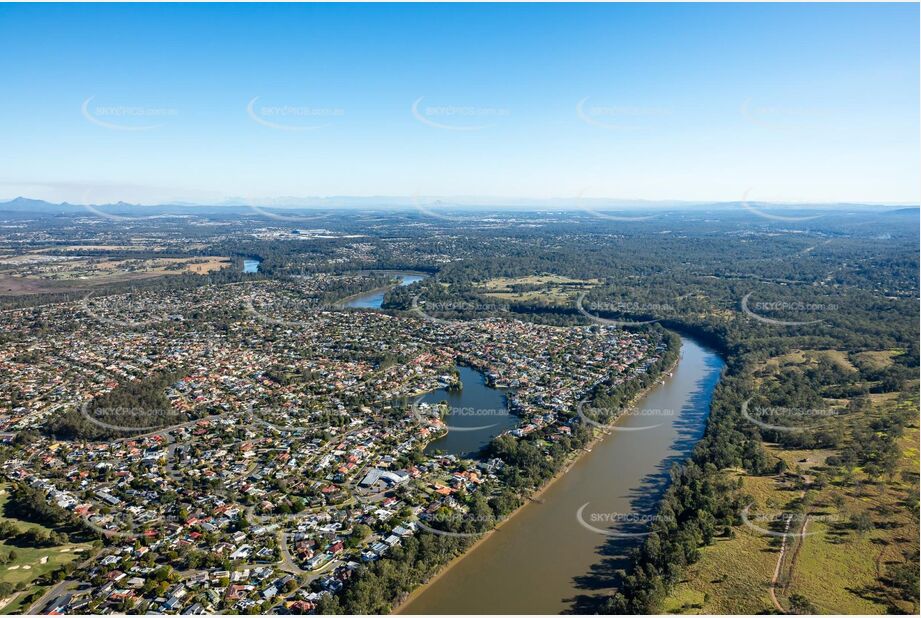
[25,549,99,615]
[277,531,306,575]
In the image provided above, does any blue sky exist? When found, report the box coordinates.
[0,2,917,205]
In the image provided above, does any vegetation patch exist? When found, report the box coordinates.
[0,485,93,607]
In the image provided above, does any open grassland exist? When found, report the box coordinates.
[0,255,230,296]
[477,274,600,304]
[853,350,902,371]
[758,349,857,374]
[663,350,919,615]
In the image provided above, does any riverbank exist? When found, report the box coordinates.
[393,344,684,614]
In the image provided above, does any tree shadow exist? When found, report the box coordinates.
[564,348,725,613]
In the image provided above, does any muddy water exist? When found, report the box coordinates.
[398,336,724,614]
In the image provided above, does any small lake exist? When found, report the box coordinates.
[344,273,425,309]
[243,258,261,273]
[421,365,518,458]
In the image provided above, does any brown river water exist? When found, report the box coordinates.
[398,336,724,614]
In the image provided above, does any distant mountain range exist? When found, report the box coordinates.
[0,196,916,216]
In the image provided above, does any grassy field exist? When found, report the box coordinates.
[852,350,901,371]
[476,274,601,305]
[662,350,919,615]
[0,255,231,296]
[757,349,858,374]
[0,485,93,612]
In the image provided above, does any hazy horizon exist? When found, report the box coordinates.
[1,194,917,211]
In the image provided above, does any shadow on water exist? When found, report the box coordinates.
[566,351,725,614]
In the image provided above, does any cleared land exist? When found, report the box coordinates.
[0,255,230,296]
[662,350,919,614]
[477,274,601,304]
